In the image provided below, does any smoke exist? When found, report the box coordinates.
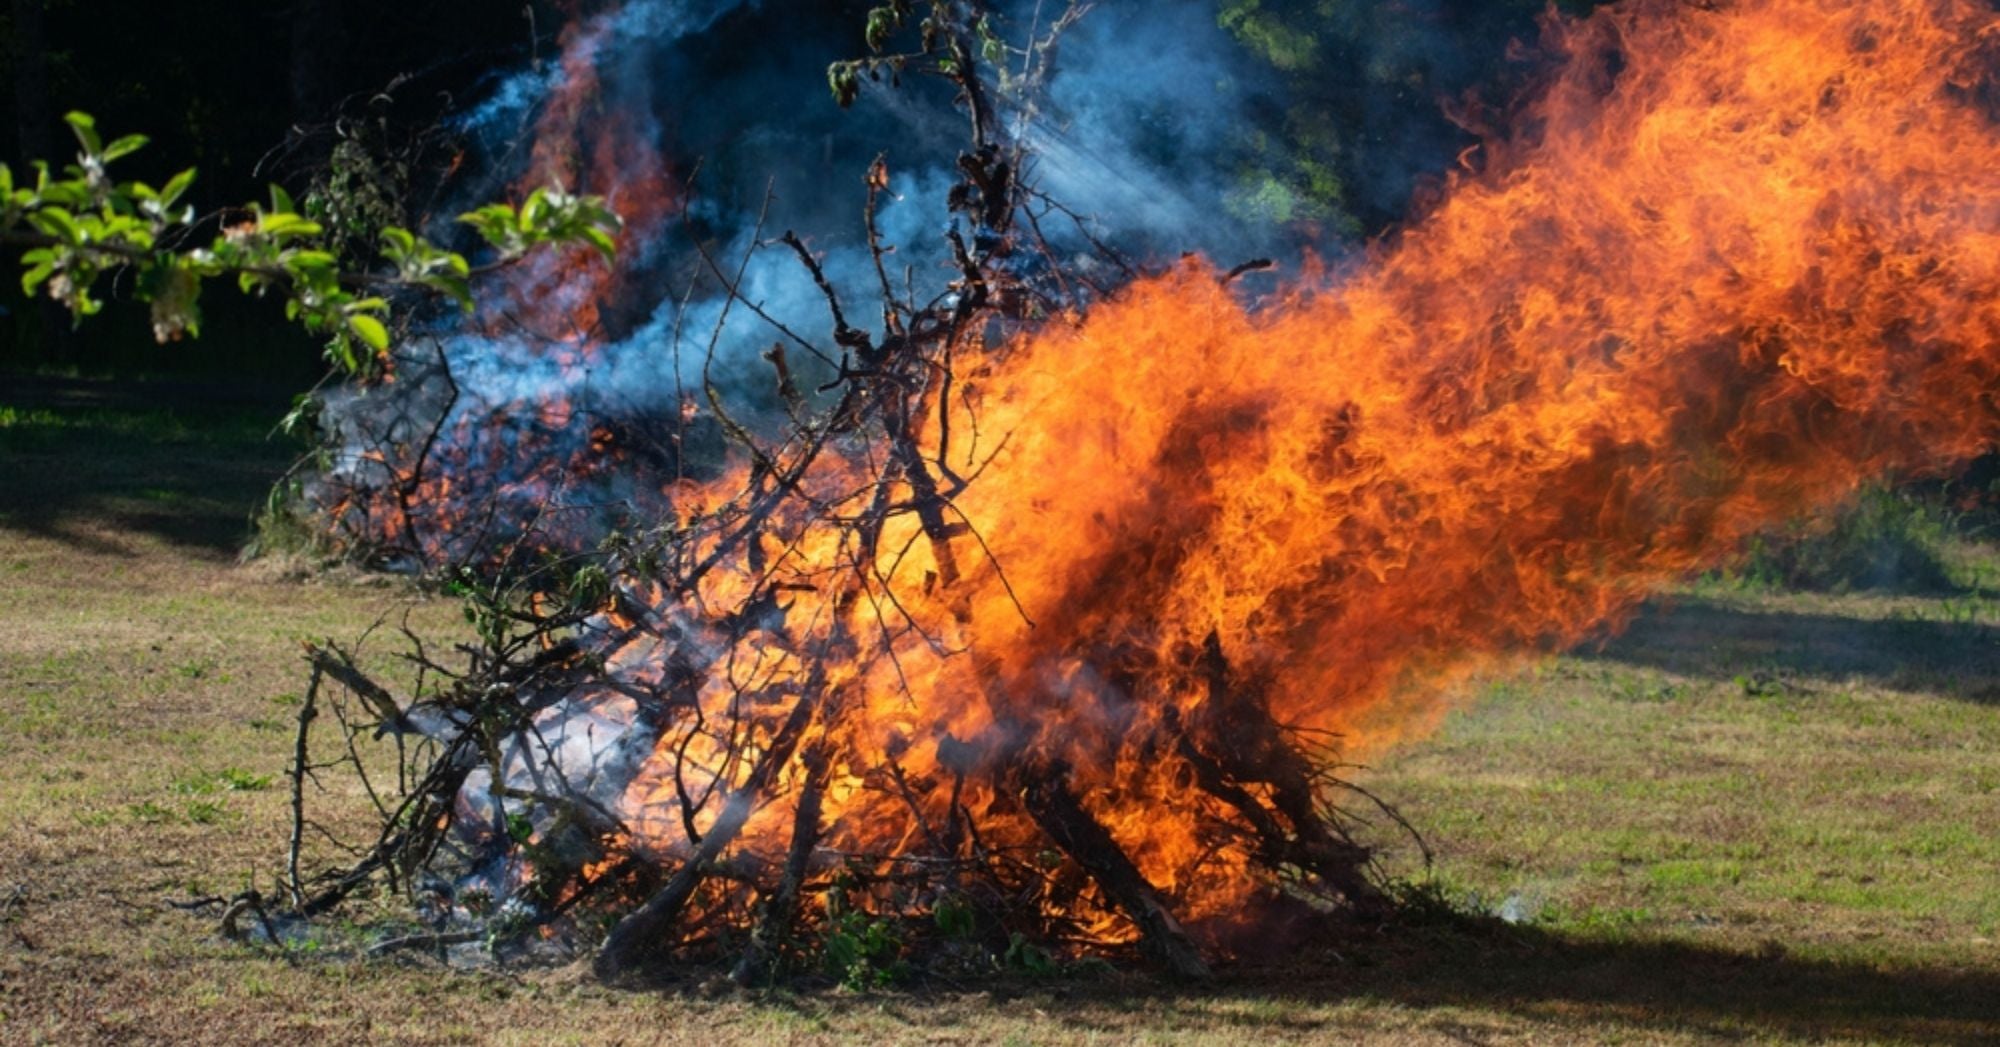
[1021,0,1293,264]
[455,0,752,150]
[450,0,1347,385]
[316,0,1531,566]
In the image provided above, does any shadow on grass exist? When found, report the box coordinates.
[761,915,2000,1044]
[1218,922,1994,1044]
[0,375,295,557]
[1580,597,2000,703]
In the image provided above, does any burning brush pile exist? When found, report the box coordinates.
[268,0,2000,983]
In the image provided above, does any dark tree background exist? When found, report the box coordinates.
[1216,0,1601,232]
[0,0,557,384]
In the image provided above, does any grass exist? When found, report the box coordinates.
[1,386,1997,1044]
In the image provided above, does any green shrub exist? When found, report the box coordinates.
[1735,486,1957,594]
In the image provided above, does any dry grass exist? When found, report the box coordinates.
[1,384,1996,1044]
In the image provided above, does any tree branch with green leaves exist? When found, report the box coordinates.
[2,112,623,376]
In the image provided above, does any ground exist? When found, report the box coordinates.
[0,379,1995,1045]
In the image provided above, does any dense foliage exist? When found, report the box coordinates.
[0,0,566,379]
[1216,0,1604,231]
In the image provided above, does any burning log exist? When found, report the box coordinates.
[1015,761,1211,981]
[729,741,832,986]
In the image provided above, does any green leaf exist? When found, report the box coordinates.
[282,249,338,270]
[160,169,196,207]
[347,313,389,352]
[101,134,149,163]
[29,207,82,244]
[19,249,55,295]
[424,274,473,312]
[269,184,296,216]
[259,213,322,237]
[329,335,359,373]
[519,188,548,233]
[828,62,863,108]
[865,6,900,51]
[64,112,102,155]
[581,226,618,262]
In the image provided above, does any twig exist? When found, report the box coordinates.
[366,929,484,957]
[288,664,323,913]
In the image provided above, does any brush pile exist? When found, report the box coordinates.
[274,3,1400,983]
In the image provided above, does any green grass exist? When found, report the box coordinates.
[0,393,299,559]
[1362,632,2000,968]
[1,382,1997,1044]
[0,402,274,450]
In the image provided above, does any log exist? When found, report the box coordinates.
[730,741,832,985]
[1017,762,1211,980]
[593,686,822,980]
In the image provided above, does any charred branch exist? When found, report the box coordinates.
[1016,761,1210,981]
[730,741,832,986]
[594,673,830,980]
[1185,633,1387,914]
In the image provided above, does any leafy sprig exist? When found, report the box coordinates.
[1,112,624,376]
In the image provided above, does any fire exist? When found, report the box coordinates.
[592,0,2000,943]
[506,4,681,342]
[322,0,2000,964]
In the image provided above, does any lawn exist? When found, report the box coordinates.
[1,380,1996,1044]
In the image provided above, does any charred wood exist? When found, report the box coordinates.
[594,680,826,980]
[1016,761,1210,981]
[730,741,832,986]
[1187,632,1386,914]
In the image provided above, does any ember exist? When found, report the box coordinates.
[288,0,2000,981]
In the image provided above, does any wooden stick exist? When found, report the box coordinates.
[286,664,322,913]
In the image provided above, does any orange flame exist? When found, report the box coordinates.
[500,1,682,342]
